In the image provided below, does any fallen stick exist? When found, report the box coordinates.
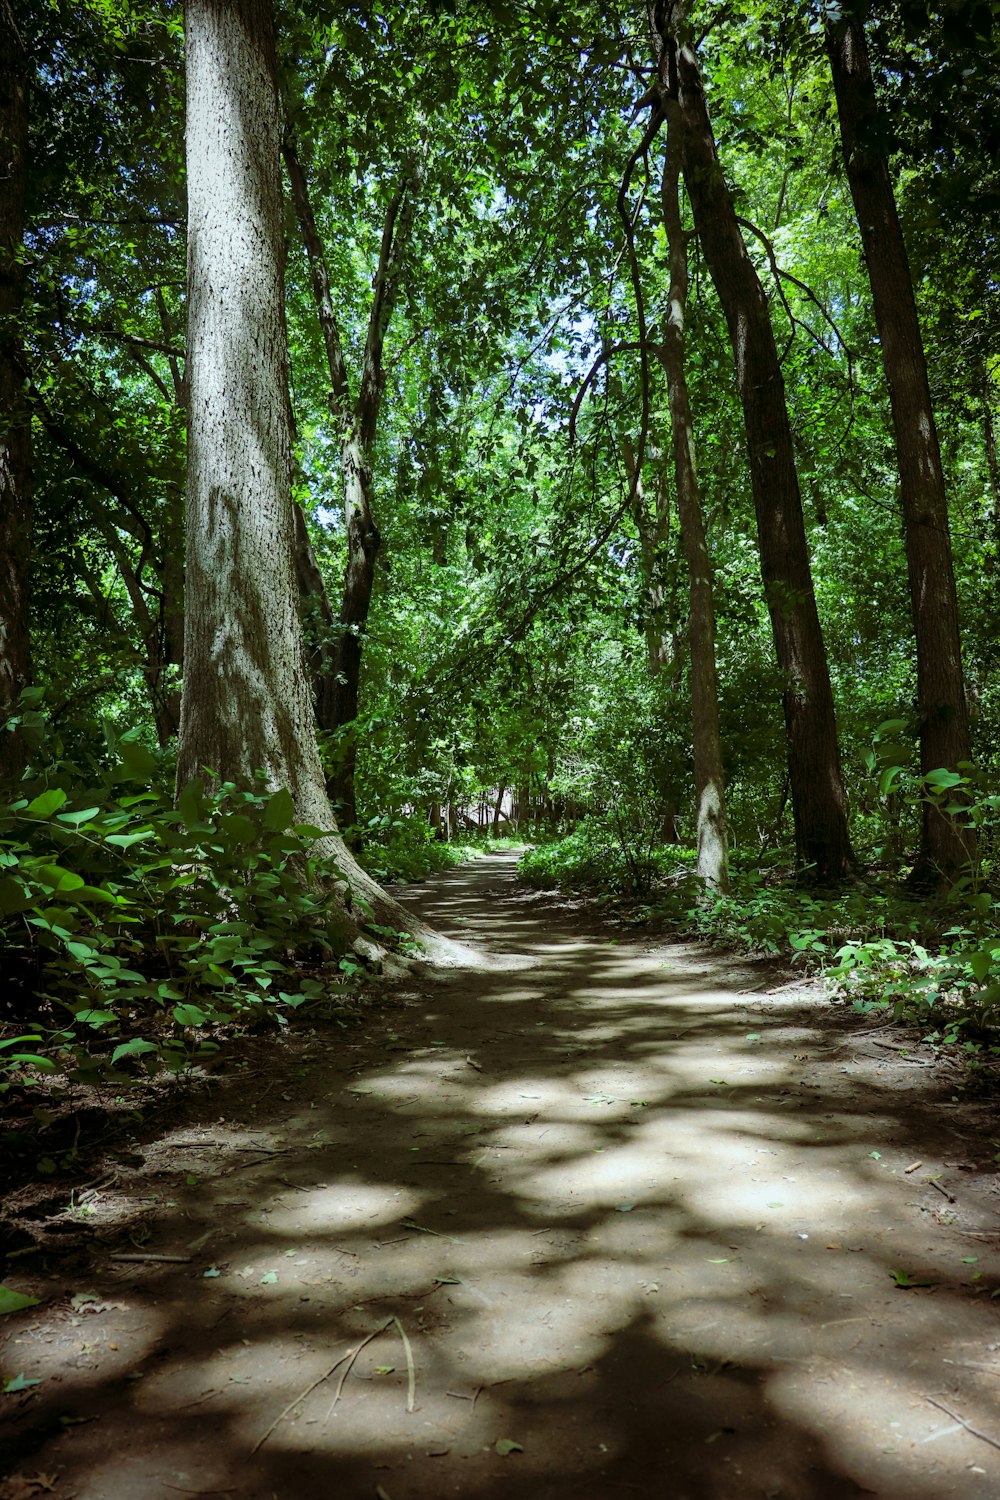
[943,1359,1000,1377]
[394,1315,416,1413]
[108,1253,192,1264]
[326,1319,395,1418]
[253,1324,390,1454]
[924,1395,1000,1452]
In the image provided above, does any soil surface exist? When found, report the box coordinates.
[3,849,1000,1500]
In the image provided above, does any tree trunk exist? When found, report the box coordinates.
[292,500,340,738]
[327,440,380,832]
[0,0,31,778]
[984,367,1000,538]
[179,0,415,937]
[283,131,421,836]
[622,438,672,675]
[657,108,729,890]
[655,10,853,881]
[826,9,972,884]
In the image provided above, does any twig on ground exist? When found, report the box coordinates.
[924,1395,1000,1451]
[108,1252,192,1263]
[393,1315,416,1413]
[161,1487,237,1495]
[928,1179,957,1203]
[253,1321,391,1453]
[167,1388,222,1413]
[326,1318,395,1418]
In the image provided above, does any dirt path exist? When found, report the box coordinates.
[4,850,1000,1499]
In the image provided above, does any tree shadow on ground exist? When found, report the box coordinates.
[2,852,999,1499]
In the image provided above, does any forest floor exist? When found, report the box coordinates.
[3,850,1000,1500]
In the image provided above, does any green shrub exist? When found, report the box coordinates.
[0,743,366,1088]
[519,820,695,897]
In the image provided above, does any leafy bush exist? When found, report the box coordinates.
[357,813,511,884]
[0,741,366,1088]
[518,753,1000,1050]
[519,819,695,897]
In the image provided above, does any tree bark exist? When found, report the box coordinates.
[0,0,31,778]
[656,108,729,890]
[179,0,414,936]
[622,437,673,676]
[983,366,1000,568]
[825,9,972,884]
[654,7,853,881]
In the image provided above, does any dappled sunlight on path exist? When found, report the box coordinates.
[3,851,1000,1499]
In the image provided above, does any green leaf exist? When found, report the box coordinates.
[966,947,999,983]
[173,1003,208,1027]
[221,813,257,844]
[495,1438,523,1455]
[890,1267,934,1288]
[56,807,102,826]
[74,1010,117,1029]
[0,1286,42,1316]
[924,768,964,789]
[3,1371,43,1393]
[263,788,295,832]
[114,736,158,782]
[5,1053,55,1073]
[176,780,207,829]
[104,829,152,849]
[35,864,86,893]
[24,788,68,818]
[110,1038,158,1064]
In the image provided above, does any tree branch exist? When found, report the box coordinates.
[282,130,354,426]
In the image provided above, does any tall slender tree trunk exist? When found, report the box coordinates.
[178,0,408,933]
[0,0,31,778]
[283,132,421,835]
[622,437,672,675]
[653,7,853,881]
[825,9,972,884]
[657,108,729,890]
[330,438,381,831]
[292,500,339,733]
[983,365,1000,572]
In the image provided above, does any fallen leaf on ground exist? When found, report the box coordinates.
[3,1373,43,1394]
[0,1288,41,1317]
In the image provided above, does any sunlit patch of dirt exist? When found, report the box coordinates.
[3,850,1000,1500]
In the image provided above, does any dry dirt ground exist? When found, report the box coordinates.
[4,849,1000,1500]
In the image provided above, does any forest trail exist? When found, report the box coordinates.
[4,851,1000,1500]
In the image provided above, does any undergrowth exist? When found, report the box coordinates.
[0,730,383,1092]
[519,766,1000,1056]
[357,816,518,884]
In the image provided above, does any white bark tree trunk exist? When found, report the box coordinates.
[178,0,446,946]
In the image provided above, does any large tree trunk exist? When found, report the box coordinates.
[0,0,31,779]
[657,109,729,890]
[826,10,973,883]
[179,0,425,942]
[654,9,853,881]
